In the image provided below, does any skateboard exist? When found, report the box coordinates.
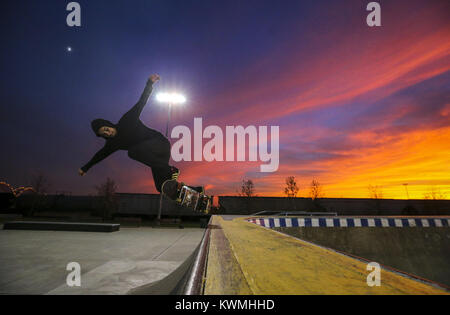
[161,179,211,213]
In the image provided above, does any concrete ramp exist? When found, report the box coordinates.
[203,216,449,295]
[1,216,448,295]
[0,227,204,294]
[250,216,450,287]
[130,225,210,295]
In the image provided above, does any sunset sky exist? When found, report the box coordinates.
[1,0,449,199]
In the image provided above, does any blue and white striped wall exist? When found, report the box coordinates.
[247,217,450,228]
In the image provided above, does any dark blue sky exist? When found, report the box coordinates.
[0,0,323,192]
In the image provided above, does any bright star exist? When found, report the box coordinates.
[67,47,72,52]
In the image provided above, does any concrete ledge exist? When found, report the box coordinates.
[3,221,120,233]
[204,216,449,295]
[204,224,252,295]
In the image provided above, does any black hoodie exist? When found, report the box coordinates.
[81,79,166,173]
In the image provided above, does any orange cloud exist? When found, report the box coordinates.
[111,2,450,200]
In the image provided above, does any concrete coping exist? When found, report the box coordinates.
[203,215,449,295]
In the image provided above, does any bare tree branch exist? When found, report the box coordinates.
[284,176,299,197]
[239,179,255,197]
[309,179,324,200]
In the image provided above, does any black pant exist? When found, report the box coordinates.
[127,137,172,192]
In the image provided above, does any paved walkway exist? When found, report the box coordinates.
[0,226,204,294]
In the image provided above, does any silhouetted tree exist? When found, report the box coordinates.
[423,186,447,200]
[29,173,51,195]
[368,185,383,199]
[239,179,255,197]
[309,179,324,200]
[368,185,383,214]
[284,176,299,197]
[26,173,52,216]
[308,179,325,212]
[95,178,118,220]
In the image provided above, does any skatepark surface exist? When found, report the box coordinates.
[1,215,449,295]
[204,216,449,295]
[273,226,450,286]
[0,225,204,294]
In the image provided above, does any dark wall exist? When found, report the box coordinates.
[0,193,15,211]
[10,194,450,216]
[15,194,101,212]
[116,193,205,217]
[218,196,450,215]
[275,226,450,286]
[13,193,206,217]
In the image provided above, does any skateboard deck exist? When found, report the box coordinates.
[161,179,211,213]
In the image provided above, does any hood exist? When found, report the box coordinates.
[91,119,116,137]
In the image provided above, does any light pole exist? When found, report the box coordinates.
[403,183,410,200]
[156,93,186,137]
[155,92,186,223]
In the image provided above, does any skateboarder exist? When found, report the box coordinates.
[79,74,181,194]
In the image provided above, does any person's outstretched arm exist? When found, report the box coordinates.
[122,74,160,121]
[79,144,117,175]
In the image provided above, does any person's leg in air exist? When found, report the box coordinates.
[127,137,178,191]
[127,137,204,198]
